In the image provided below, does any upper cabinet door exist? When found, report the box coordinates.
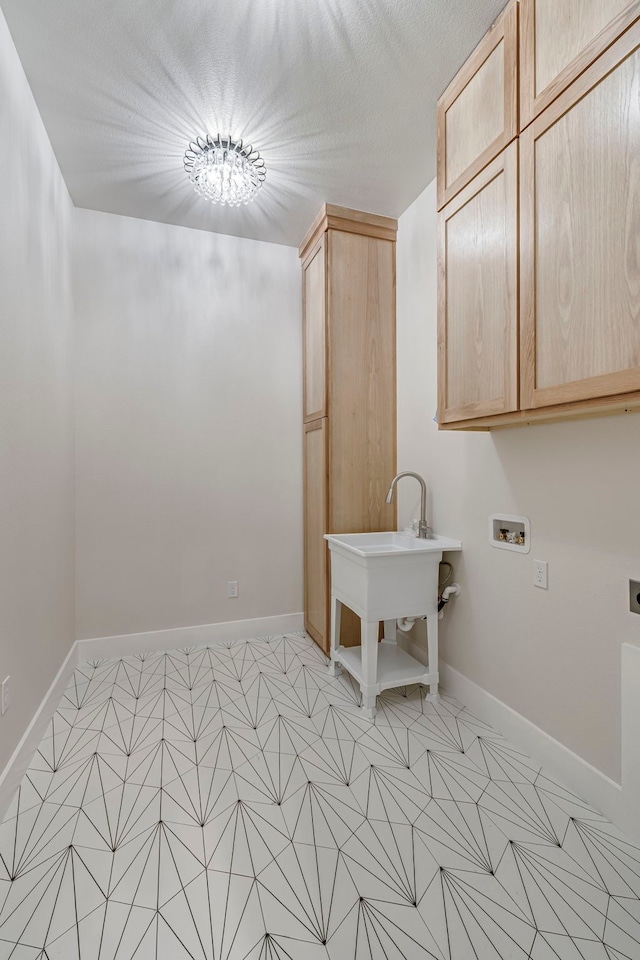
[520,23,640,410]
[302,236,327,422]
[437,1,518,211]
[520,0,640,128]
[438,143,519,424]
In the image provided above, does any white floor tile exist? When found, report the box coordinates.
[1,633,639,960]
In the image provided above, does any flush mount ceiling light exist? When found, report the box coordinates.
[183,134,266,207]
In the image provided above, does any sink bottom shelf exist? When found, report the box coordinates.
[335,641,435,693]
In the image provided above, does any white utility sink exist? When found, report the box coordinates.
[325,530,462,718]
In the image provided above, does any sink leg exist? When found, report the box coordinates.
[328,594,342,676]
[362,693,377,719]
[382,619,397,644]
[426,612,440,701]
[361,619,379,719]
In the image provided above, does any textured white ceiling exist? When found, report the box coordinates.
[2,0,506,246]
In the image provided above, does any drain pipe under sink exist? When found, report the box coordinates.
[397,583,461,631]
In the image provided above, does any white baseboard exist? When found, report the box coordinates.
[440,653,640,844]
[0,641,78,823]
[75,612,305,662]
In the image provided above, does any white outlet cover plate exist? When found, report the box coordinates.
[534,560,549,589]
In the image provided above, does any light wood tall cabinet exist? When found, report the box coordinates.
[300,205,397,653]
[437,3,640,430]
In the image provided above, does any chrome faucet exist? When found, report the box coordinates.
[385,472,429,539]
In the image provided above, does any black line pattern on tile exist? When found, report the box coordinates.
[1,631,639,959]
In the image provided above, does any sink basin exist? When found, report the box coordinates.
[324,531,462,622]
[325,531,462,557]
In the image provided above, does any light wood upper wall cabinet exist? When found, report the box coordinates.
[520,0,640,128]
[437,2,640,431]
[520,23,640,410]
[438,144,519,424]
[437,0,518,211]
[299,205,397,652]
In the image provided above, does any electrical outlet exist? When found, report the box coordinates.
[1,676,10,715]
[227,581,239,599]
[630,580,640,615]
[534,560,548,590]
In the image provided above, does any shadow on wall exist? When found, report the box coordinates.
[490,413,640,557]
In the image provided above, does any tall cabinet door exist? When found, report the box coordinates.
[304,418,329,652]
[438,143,519,424]
[520,25,640,410]
[303,238,327,423]
[327,230,397,535]
[520,0,640,128]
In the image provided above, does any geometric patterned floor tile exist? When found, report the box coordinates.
[1,631,640,960]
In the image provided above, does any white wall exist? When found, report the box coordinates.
[0,10,75,771]
[73,209,303,641]
[397,180,640,784]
